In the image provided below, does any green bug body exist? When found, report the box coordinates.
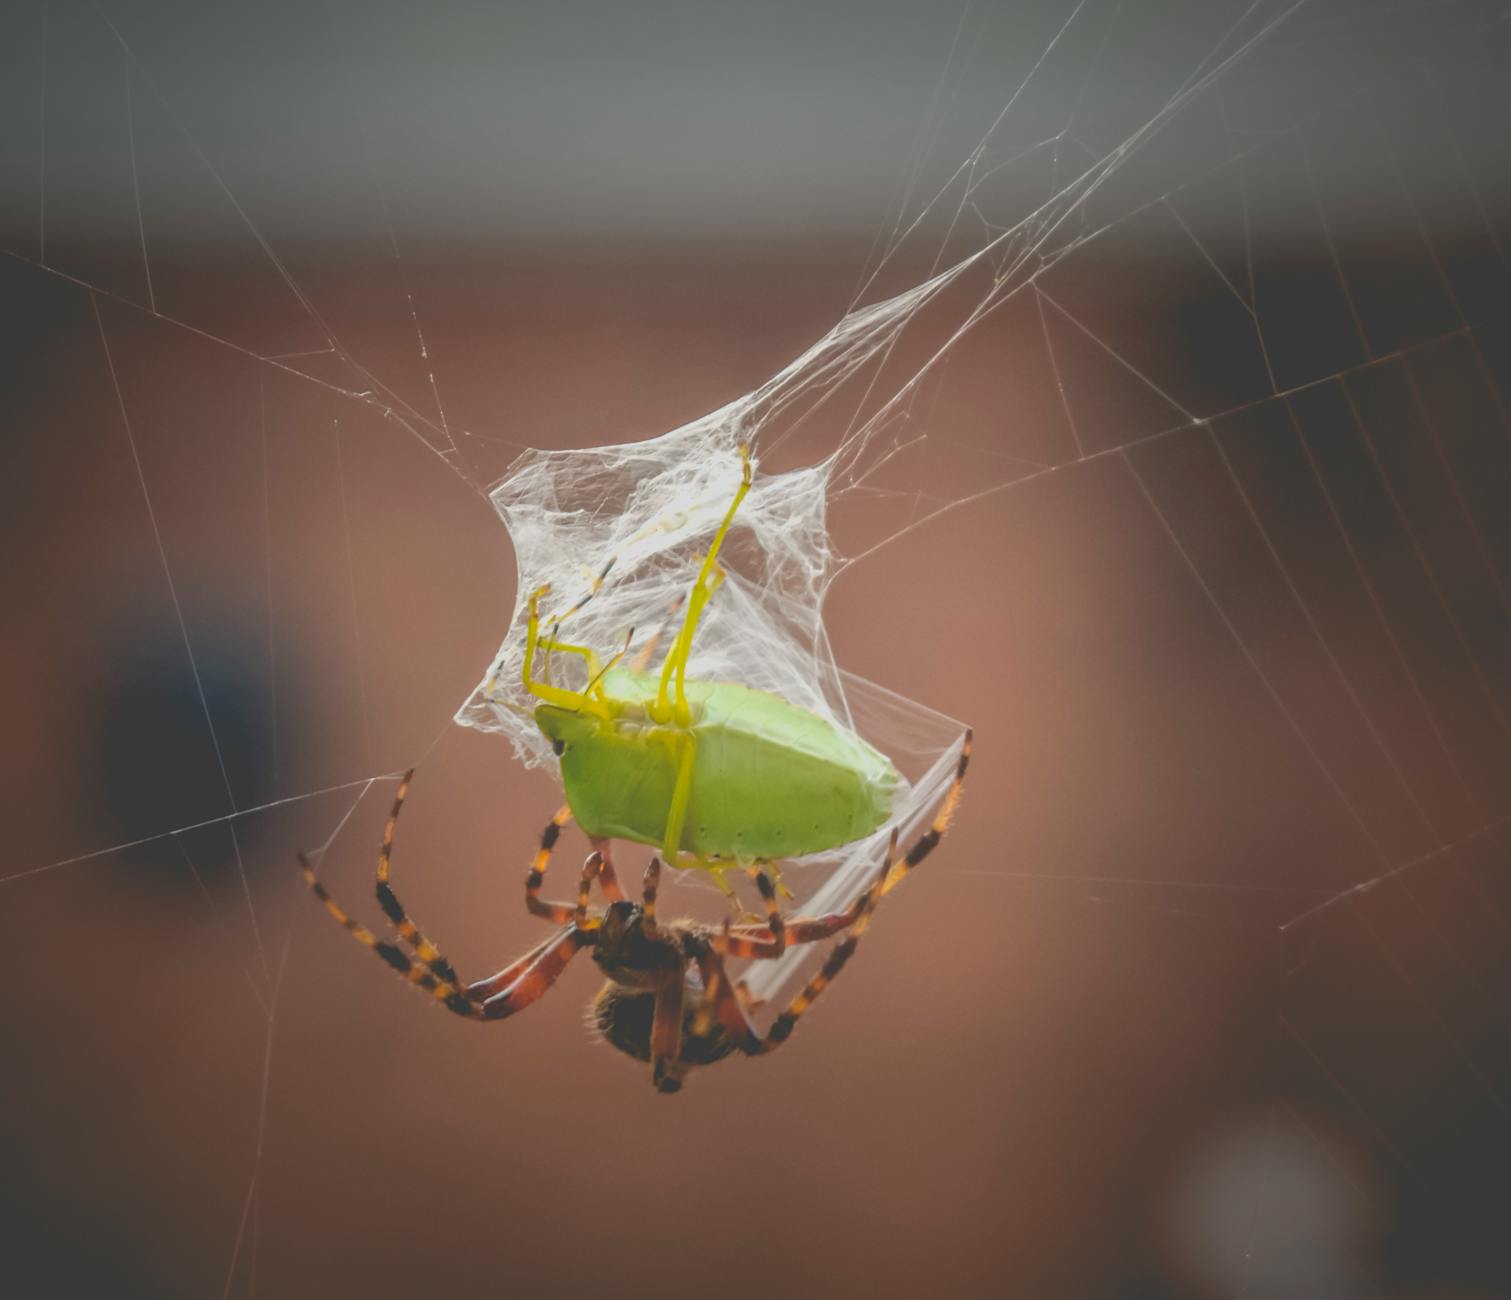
[535,668,898,862]
[520,445,902,875]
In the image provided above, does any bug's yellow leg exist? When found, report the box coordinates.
[629,571,712,675]
[701,562,728,607]
[654,446,751,724]
[523,585,608,718]
[538,632,634,705]
[660,732,698,864]
[761,861,796,901]
[702,863,744,910]
[535,635,604,684]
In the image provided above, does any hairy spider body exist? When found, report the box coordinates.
[590,898,684,990]
[590,979,739,1073]
[298,445,972,1091]
[587,903,740,1090]
[536,667,898,862]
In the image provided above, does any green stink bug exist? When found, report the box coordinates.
[522,446,900,886]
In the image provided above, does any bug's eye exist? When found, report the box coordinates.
[552,739,566,756]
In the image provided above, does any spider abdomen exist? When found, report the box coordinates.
[590,981,738,1068]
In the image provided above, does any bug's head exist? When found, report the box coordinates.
[534,704,597,757]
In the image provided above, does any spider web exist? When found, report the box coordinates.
[4,1,1509,1297]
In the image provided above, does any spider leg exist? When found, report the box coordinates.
[468,850,603,1012]
[879,730,972,899]
[299,851,478,1019]
[574,852,604,926]
[723,895,872,945]
[630,629,662,674]
[716,822,894,943]
[465,927,569,1000]
[474,925,593,1021]
[708,871,786,959]
[588,837,626,901]
[685,882,871,1051]
[525,804,585,922]
[372,769,462,986]
[650,972,687,1093]
[693,849,890,1054]
[689,947,760,1052]
[628,592,685,673]
[300,791,605,1023]
[642,856,662,938]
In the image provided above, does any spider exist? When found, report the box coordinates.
[298,443,971,1090]
[298,732,968,1093]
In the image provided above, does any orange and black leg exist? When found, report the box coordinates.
[642,856,663,938]
[650,973,687,1093]
[300,849,478,1019]
[470,924,593,1021]
[685,841,892,1044]
[302,849,593,1022]
[469,848,604,1013]
[525,805,577,921]
[722,887,875,947]
[586,837,626,902]
[574,852,608,925]
[693,849,890,1054]
[464,927,568,1001]
[708,871,786,959]
[880,730,972,899]
[525,810,626,923]
[299,781,600,1022]
[373,768,462,987]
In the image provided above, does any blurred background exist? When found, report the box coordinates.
[3,1,1509,1297]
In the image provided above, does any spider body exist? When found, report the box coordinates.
[590,897,684,991]
[587,900,741,1089]
[298,445,972,1091]
[591,976,739,1073]
[536,667,898,862]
